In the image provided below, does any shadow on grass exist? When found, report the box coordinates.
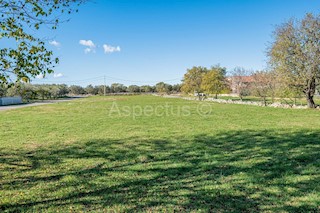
[0,130,319,212]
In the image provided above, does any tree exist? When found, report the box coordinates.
[230,67,252,100]
[22,84,37,101]
[47,84,69,99]
[69,85,85,95]
[96,85,110,95]
[140,85,154,93]
[268,13,320,108]
[181,66,208,94]
[127,85,140,93]
[49,85,60,99]
[172,84,181,93]
[155,82,171,94]
[37,85,50,100]
[85,84,98,95]
[57,84,69,97]
[251,71,275,106]
[0,85,7,97]
[5,83,36,100]
[201,66,229,99]
[111,83,126,93]
[0,0,84,85]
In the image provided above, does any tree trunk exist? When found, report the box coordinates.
[215,94,218,99]
[262,97,267,106]
[305,78,317,108]
[306,93,316,108]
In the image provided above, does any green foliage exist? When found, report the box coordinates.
[127,85,141,93]
[111,83,127,93]
[181,66,230,97]
[201,65,229,98]
[37,85,50,100]
[269,13,320,108]
[172,84,181,93]
[0,85,7,97]
[0,82,182,99]
[85,84,98,95]
[96,85,110,95]
[0,0,83,85]
[69,85,85,95]
[155,82,172,94]
[5,83,69,101]
[140,85,154,93]
[0,96,319,211]
[181,66,208,94]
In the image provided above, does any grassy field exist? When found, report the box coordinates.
[218,95,320,106]
[0,95,319,212]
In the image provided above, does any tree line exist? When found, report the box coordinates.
[0,82,182,101]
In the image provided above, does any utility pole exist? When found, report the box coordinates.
[104,76,106,96]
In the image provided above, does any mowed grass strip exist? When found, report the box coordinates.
[0,95,319,212]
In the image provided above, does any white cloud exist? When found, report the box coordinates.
[36,74,44,79]
[49,40,61,47]
[103,44,121,53]
[79,39,96,53]
[79,40,96,48]
[53,73,63,78]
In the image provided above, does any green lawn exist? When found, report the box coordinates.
[0,95,319,212]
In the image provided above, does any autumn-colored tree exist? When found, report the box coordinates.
[268,13,320,108]
[181,66,208,94]
[251,71,276,106]
[201,66,229,99]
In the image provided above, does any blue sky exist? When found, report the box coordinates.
[32,0,320,86]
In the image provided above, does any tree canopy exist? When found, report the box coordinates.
[181,66,208,94]
[201,66,229,99]
[0,0,83,85]
[269,13,320,108]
